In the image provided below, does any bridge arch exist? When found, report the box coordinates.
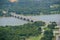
[10,13,35,22]
[31,20,34,22]
[23,18,26,20]
[26,19,30,21]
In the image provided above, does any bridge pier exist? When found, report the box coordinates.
[15,16,17,18]
[23,18,26,20]
[16,16,19,19]
[26,19,30,21]
[31,20,34,22]
[11,15,14,17]
[20,17,23,19]
[10,14,35,22]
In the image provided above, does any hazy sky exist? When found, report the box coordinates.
[9,0,18,2]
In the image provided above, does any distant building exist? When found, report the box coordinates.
[53,26,60,40]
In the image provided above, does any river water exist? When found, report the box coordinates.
[0,14,60,26]
[0,17,28,26]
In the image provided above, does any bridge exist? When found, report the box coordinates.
[9,12,36,22]
[2,10,36,22]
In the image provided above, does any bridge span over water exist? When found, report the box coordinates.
[10,12,36,22]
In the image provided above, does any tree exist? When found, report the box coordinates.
[0,27,8,40]
[41,30,53,40]
[47,22,57,29]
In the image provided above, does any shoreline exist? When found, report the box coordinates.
[17,14,60,16]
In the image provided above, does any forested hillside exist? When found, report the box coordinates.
[0,0,60,15]
[0,21,57,40]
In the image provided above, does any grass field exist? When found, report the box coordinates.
[26,34,43,40]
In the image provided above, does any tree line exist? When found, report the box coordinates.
[0,21,57,40]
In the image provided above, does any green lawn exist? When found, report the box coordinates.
[26,34,43,40]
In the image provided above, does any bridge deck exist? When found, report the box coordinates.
[10,12,36,22]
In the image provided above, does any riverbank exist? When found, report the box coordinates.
[0,21,57,40]
[18,14,60,16]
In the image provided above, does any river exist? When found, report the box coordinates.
[0,14,60,26]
